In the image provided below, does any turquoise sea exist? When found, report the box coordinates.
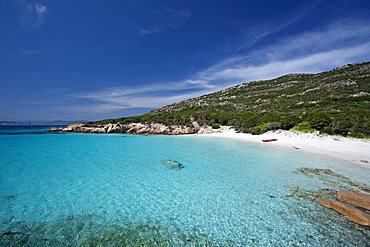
[0,126,369,246]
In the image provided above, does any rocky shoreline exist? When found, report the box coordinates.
[50,122,218,135]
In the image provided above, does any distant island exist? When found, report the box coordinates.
[0,121,19,125]
[54,62,370,138]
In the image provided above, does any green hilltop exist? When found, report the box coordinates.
[88,62,370,138]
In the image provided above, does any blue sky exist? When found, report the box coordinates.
[1,0,370,121]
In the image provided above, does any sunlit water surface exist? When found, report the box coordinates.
[0,126,369,246]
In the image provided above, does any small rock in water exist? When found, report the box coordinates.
[163,160,184,170]
[322,168,333,174]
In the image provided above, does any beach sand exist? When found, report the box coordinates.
[198,127,370,167]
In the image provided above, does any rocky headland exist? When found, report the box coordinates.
[50,122,218,135]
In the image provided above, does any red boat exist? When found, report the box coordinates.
[262,139,278,142]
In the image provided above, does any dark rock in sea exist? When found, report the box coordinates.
[162,160,184,170]
[0,194,21,202]
[0,231,23,240]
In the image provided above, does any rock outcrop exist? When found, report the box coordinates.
[336,190,370,210]
[50,122,215,135]
[295,167,370,227]
[317,198,370,226]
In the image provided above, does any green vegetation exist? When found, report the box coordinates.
[291,121,316,133]
[89,62,370,138]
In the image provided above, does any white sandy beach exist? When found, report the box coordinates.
[199,127,370,167]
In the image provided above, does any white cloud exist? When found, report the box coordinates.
[61,19,370,115]
[195,19,370,83]
[15,49,43,56]
[59,92,203,115]
[15,1,47,29]
[35,3,46,15]
[197,43,370,83]
[65,79,214,114]
[128,4,191,35]
[223,41,367,85]
[233,0,323,54]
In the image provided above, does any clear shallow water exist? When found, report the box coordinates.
[0,127,369,246]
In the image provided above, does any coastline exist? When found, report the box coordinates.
[196,128,370,167]
[52,123,370,167]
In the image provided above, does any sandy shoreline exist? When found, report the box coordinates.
[196,128,370,167]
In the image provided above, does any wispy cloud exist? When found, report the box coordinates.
[200,42,370,83]
[14,0,47,29]
[59,19,370,116]
[63,79,213,113]
[128,4,191,35]
[233,0,324,55]
[15,48,43,56]
[196,19,370,82]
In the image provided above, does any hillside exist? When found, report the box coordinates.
[88,62,370,138]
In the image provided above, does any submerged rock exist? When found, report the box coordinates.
[81,223,220,247]
[0,231,23,240]
[317,198,370,227]
[162,160,184,170]
[296,167,335,177]
[336,190,370,210]
[295,167,370,192]
[288,186,335,200]
[0,214,221,246]
[292,167,370,227]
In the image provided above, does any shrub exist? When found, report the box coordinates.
[308,112,332,130]
[211,123,220,129]
[291,121,316,133]
[249,122,282,134]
